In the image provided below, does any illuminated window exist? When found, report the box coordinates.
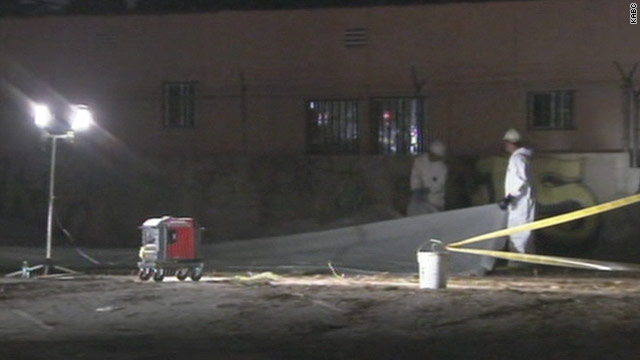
[306,100,359,154]
[528,90,575,130]
[372,97,425,155]
[163,82,196,128]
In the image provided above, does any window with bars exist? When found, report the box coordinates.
[371,97,425,155]
[163,82,196,128]
[306,100,359,154]
[527,90,575,130]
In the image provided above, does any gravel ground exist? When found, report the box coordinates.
[1,273,640,359]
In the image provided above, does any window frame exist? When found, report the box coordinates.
[527,89,576,131]
[370,96,426,155]
[305,99,360,155]
[162,81,197,129]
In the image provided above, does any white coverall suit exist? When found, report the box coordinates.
[408,155,447,215]
[504,147,536,253]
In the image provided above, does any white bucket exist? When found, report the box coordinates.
[417,250,449,289]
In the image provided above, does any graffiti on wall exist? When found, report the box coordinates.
[470,156,599,248]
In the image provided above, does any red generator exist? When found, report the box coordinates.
[137,216,204,282]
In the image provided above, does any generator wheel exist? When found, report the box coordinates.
[176,269,189,281]
[189,267,203,282]
[153,269,165,282]
[139,269,152,281]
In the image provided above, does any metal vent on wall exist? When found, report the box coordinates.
[95,32,117,51]
[343,28,368,48]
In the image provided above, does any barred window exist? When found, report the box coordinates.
[306,100,359,154]
[163,82,196,128]
[528,90,575,130]
[372,97,425,155]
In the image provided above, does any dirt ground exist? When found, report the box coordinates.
[1,272,640,360]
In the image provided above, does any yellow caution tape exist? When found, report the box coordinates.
[447,247,640,271]
[445,193,640,271]
[449,193,640,248]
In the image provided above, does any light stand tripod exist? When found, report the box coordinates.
[6,133,80,278]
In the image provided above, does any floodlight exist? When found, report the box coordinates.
[70,105,93,132]
[33,103,52,128]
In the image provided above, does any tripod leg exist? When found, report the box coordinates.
[4,264,44,278]
[52,265,80,274]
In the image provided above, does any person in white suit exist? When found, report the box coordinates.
[498,129,536,253]
[408,140,448,215]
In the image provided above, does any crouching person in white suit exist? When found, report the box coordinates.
[407,140,448,216]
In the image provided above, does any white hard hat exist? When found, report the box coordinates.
[429,140,446,157]
[503,128,522,143]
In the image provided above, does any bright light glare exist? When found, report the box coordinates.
[70,105,93,131]
[33,104,52,128]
